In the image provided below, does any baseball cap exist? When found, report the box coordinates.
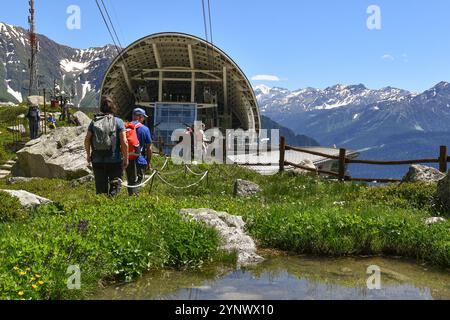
[133,107,148,118]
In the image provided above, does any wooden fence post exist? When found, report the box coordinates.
[439,145,448,173]
[338,148,346,182]
[279,136,286,172]
[159,137,164,156]
[222,135,227,164]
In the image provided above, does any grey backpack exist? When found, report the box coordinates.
[91,114,117,154]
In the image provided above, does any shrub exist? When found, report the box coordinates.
[0,191,25,222]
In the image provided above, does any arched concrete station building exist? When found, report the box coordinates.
[101,32,261,146]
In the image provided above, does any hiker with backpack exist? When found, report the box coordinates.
[25,98,41,140]
[125,108,153,196]
[84,95,129,197]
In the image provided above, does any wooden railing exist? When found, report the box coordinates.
[279,136,449,183]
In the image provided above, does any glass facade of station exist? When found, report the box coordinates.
[153,103,198,154]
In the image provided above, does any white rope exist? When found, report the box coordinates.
[120,170,157,188]
[160,158,169,171]
[155,171,208,189]
[184,165,207,176]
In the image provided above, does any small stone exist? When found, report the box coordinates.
[70,174,95,187]
[292,159,317,176]
[234,179,260,197]
[424,217,446,225]
[7,177,42,185]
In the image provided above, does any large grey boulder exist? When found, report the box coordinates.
[27,95,44,106]
[180,208,264,268]
[1,189,52,209]
[402,165,446,184]
[234,179,260,197]
[12,125,91,179]
[72,111,92,127]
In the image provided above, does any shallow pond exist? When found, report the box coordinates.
[94,254,450,300]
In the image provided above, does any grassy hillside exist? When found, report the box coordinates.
[0,155,448,300]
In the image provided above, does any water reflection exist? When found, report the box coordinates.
[93,255,450,300]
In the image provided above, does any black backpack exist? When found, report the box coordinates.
[28,107,39,120]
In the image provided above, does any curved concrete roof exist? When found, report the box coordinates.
[101,32,260,132]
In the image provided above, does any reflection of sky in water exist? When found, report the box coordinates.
[159,270,434,300]
[94,256,450,300]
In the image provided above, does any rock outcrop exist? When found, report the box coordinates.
[402,165,446,183]
[180,208,264,268]
[0,189,52,208]
[234,179,260,197]
[72,111,92,127]
[12,125,91,179]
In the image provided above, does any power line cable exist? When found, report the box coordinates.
[94,0,138,102]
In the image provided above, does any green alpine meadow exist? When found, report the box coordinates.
[0,154,448,299]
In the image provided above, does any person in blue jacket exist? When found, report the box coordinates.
[126,108,153,196]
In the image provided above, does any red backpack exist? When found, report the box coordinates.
[125,122,143,161]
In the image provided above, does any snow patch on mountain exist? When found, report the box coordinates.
[81,81,92,100]
[60,59,89,73]
[6,80,22,102]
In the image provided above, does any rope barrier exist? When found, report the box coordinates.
[184,165,207,176]
[120,170,157,188]
[159,158,169,171]
[118,158,209,191]
[155,171,209,189]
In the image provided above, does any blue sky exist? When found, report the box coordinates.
[1,0,450,92]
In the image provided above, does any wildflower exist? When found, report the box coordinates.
[19,271,26,276]
[18,291,24,296]
[38,281,44,285]
[31,277,36,281]
[13,266,19,271]
[32,284,37,289]
[35,274,41,278]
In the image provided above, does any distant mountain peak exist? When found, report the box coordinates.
[0,22,117,106]
[432,81,450,90]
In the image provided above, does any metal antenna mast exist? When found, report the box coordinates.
[28,0,38,96]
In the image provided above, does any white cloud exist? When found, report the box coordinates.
[251,74,281,81]
[381,54,395,61]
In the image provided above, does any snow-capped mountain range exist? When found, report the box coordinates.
[255,84,412,113]
[2,21,450,178]
[0,22,116,107]
[256,82,450,178]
